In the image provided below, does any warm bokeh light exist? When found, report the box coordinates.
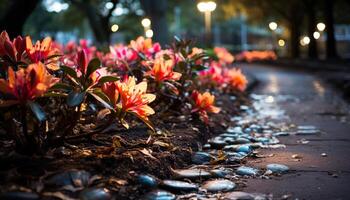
[278,39,285,47]
[145,29,153,38]
[197,1,217,12]
[111,24,119,32]
[313,31,320,39]
[269,22,278,31]
[141,18,151,27]
[317,22,326,31]
[300,36,310,46]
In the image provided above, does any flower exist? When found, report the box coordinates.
[117,76,156,122]
[146,58,181,82]
[214,47,234,65]
[90,67,109,85]
[191,90,220,123]
[0,31,26,65]
[130,36,161,58]
[224,68,248,91]
[105,45,138,71]
[102,81,119,106]
[0,62,59,106]
[25,36,59,70]
[198,62,224,86]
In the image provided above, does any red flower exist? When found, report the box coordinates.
[191,90,220,123]
[102,81,119,106]
[0,31,26,65]
[146,58,181,82]
[0,62,59,106]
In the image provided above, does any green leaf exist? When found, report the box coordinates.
[28,101,46,122]
[98,76,120,84]
[85,58,101,78]
[67,91,86,107]
[192,64,207,71]
[88,89,113,110]
[49,83,72,92]
[61,65,78,80]
[43,92,67,97]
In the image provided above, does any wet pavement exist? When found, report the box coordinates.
[242,64,350,200]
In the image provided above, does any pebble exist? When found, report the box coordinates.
[227,127,243,134]
[236,145,252,154]
[298,125,317,130]
[266,164,289,173]
[201,179,236,192]
[321,153,327,157]
[296,129,320,135]
[234,138,251,144]
[138,175,158,188]
[143,190,176,200]
[209,138,226,149]
[172,169,211,179]
[45,170,91,188]
[223,191,267,200]
[210,169,229,178]
[192,152,214,165]
[0,192,40,200]
[273,132,290,137]
[236,166,258,176]
[162,180,198,192]
[79,188,112,200]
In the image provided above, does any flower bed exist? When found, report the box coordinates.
[0,31,249,198]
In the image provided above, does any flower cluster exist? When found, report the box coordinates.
[235,50,277,62]
[0,30,248,152]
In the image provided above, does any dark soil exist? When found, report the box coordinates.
[0,91,249,199]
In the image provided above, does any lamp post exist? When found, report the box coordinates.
[268,22,278,51]
[197,1,216,45]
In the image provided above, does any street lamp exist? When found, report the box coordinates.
[317,22,326,32]
[141,17,151,37]
[269,22,278,31]
[197,1,216,44]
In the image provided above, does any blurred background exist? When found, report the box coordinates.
[0,0,349,60]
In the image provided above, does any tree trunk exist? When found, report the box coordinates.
[289,18,301,58]
[0,0,40,38]
[140,0,169,45]
[305,0,318,59]
[70,0,113,45]
[324,0,338,58]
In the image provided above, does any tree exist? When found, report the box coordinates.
[140,0,169,45]
[0,0,40,38]
[303,0,318,59]
[324,0,338,58]
[68,0,119,45]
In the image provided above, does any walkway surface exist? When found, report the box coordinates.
[242,64,350,200]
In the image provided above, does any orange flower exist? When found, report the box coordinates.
[146,58,181,82]
[191,90,220,123]
[129,36,161,57]
[224,68,248,92]
[214,47,234,65]
[102,81,119,106]
[116,76,156,122]
[25,36,59,70]
[0,62,59,106]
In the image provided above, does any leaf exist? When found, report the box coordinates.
[67,91,85,107]
[192,64,207,71]
[43,92,67,97]
[49,83,72,92]
[61,65,78,80]
[85,58,101,78]
[98,76,120,84]
[139,148,157,160]
[88,89,113,110]
[28,101,46,122]
[120,118,129,129]
[97,108,111,120]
